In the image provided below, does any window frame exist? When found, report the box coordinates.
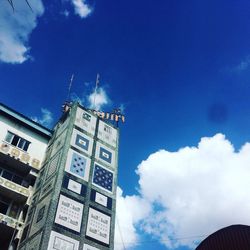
[4,131,31,152]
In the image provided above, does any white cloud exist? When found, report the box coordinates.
[116,134,250,249]
[88,87,110,110]
[0,0,44,63]
[71,86,110,110]
[234,56,250,72]
[71,0,92,18]
[115,187,151,250]
[32,108,53,127]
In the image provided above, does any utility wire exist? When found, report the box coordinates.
[116,215,127,250]
[114,234,208,245]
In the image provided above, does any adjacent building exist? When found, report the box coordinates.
[0,103,52,249]
[0,102,120,250]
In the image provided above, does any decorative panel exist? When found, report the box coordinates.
[63,176,87,196]
[51,130,67,158]
[27,232,42,250]
[29,195,51,236]
[83,244,100,250]
[95,142,116,169]
[65,149,90,182]
[47,231,79,250]
[55,194,84,233]
[71,129,93,156]
[90,189,112,210]
[46,151,61,180]
[75,108,97,136]
[86,207,111,246]
[55,115,70,138]
[97,120,117,148]
[92,163,114,193]
[40,178,55,199]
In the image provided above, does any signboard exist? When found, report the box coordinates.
[86,207,111,245]
[55,194,83,232]
[47,231,79,250]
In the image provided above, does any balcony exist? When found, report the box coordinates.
[0,176,31,203]
[0,141,41,171]
[0,213,23,230]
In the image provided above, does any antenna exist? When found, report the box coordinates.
[67,74,74,101]
[93,73,100,110]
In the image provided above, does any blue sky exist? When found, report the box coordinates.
[2,0,250,249]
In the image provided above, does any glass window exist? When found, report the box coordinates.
[5,131,31,152]
[0,202,9,214]
[2,170,13,180]
[11,135,19,146]
[12,175,23,185]
[23,141,30,151]
[8,203,19,219]
[21,180,29,188]
[5,131,14,143]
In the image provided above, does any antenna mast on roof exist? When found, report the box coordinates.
[93,73,100,110]
[62,74,74,113]
[67,74,74,101]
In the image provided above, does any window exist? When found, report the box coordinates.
[2,170,13,180]
[0,195,11,215]
[83,112,91,121]
[5,131,31,151]
[104,125,112,134]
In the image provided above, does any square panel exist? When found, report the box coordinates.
[99,147,112,163]
[71,129,93,155]
[95,142,116,169]
[62,176,87,196]
[97,120,117,148]
[65,149,90,182]
[47,231,79,250]
[55,194,84,233]
[86,207,111,246]
[90,189,112,210]
[75,107,96,136]
[76,134,89,150]
[92,163,114,193]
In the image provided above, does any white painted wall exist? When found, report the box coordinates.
[0,116,49,165]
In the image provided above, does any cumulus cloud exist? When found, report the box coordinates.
[234,55,250,72]
[71,0,92,18]
[115,187,151,250]
[71,85,110,110]
[0,0,44,63]
[88,87,110,110]
[116,134,250,249]
[32,108,53,128]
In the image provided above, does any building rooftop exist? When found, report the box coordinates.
[0,103,53,138]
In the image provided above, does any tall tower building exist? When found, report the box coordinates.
[18,102,120,250]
